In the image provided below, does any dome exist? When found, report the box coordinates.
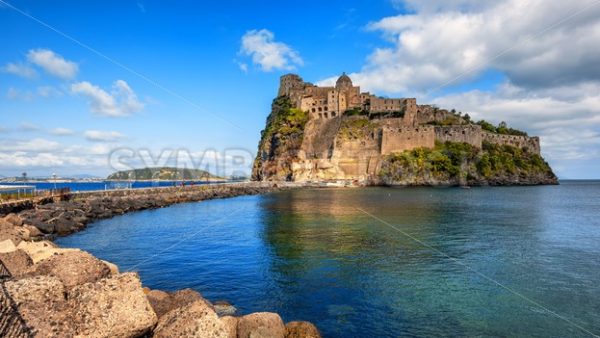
[335,72,352,88]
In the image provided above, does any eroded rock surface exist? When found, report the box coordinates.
[237,312,286,338]
[147,288,206,319]
[69,272,157,338]
[31,250,111,287]
[285,321,321,338]
[153,299,227,338]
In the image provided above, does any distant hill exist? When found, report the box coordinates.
[107,167,224,181]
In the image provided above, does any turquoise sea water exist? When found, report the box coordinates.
[57,181,600,337]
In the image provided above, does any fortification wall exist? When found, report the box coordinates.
[381,126,435,155]
[434,125,483,148]
[482,132,541,153]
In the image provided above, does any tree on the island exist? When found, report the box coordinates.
[21,172,27,182]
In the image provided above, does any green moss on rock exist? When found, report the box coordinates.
[379,141,557,186]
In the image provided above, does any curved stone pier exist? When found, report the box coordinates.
[0,182,321,338]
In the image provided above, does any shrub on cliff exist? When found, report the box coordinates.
[476,120,528,136]
[379,141,555,185]
[262,96,309,139]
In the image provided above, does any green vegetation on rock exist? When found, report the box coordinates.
[379,141,556,185]
[476,120,528,136]
[107,167,221,180]
[252,96,309,181]
[337,118,376,140]
[261,96,309,140]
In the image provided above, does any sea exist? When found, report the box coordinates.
[56,180,600,337]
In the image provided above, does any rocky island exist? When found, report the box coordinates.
[253,73,557,186]
[107,167,224,181]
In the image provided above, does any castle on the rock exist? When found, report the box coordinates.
[263,73,543,182]
[279,73,417,122]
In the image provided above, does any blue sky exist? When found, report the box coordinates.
[1,0,599,178]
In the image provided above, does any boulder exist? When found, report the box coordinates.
[285,321,321,338]
[23,224,44,238]
[147,288,206,318]
[32,250,111,287]
[16,240,73,264]
[0,249,33,277]
[4,213,23,226]
[0,226,25,247]
[69,272,157,338]
[220,316,238,338]
[101,259,120,275]
[32,220,55,234]
[0,239,16,253]
[153,299,228,338]
[237,312,286,338]
[3,275,75,337]
[214,300,237,316]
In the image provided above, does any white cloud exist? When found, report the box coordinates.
[1,62,37,78]
[84,130,126,142]
[37,86,63,98]
[71,80,144,117]
[0,138,60,152]
[6,87,34,101]
[27,48,78,80]
[19,122,40,131]
[240,29,303,71]
[50,127,75,136]
[338,0,600,95]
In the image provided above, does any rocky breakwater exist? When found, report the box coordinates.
[7,183,292,237]
[0,183,321,338]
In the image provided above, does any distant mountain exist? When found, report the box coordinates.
[69,174,102,179]
[107,167,224,181]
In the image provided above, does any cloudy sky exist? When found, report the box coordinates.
[1,0,599,178]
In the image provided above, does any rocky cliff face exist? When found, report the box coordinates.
[252,96,558,186]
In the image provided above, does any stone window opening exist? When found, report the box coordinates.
[332,112,336,117]
[319,113,323,118]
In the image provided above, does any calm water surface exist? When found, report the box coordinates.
[57,181,600,337]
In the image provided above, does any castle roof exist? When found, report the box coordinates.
[336,72,352,87]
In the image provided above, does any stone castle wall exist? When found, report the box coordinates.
[482,132,541,153]
[434,125,483,148]
[381,126,436,155]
